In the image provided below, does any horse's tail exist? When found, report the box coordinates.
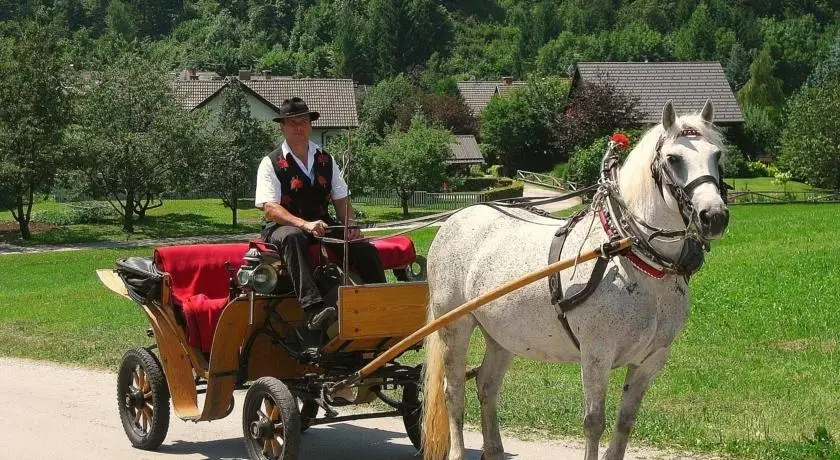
[422,329,450,460]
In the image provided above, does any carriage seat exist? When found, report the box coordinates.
[153,236,418,354]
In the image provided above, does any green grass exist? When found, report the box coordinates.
[0,199,445,245]
[727,177,814,192]
[2,205,839,458]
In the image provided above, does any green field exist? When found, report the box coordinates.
[0,198,442,245]
[726,177,814,192]
[1,205,839,458]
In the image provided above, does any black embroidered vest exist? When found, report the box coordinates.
[268,147,335,223]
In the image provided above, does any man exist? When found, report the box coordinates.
[255,97,386,332]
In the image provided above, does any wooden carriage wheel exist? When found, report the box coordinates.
[243,377,301,460]
[117,347,170,450]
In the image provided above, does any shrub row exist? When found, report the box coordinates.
[484,181,524,201]
[31,201,118,226]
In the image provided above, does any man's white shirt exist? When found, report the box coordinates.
[255,140,349,209]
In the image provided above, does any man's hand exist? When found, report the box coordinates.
[345,226,362,241]
[301,220,328,237]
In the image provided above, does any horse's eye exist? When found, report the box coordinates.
[666,154,680,165]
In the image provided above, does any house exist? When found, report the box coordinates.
[457,77,527,115]
[448,135,485,168]
[172,70,359,145]
[569,62,744,125]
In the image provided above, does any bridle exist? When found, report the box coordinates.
[596,127,726,277]
[650,127,727,239]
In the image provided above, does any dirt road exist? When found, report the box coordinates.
[0,358,699,460]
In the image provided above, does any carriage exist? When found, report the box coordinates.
[97,231,429,460]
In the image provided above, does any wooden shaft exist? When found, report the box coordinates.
[349,237,634,384]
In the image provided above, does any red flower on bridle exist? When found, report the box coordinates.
[611,133,630,150]
[276,158,289,169]
[290,176,304,190]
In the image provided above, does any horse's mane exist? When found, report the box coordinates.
[618,113,723,215]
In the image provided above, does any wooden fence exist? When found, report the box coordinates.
[353,190,487,209]
[516,170,577,191]
[727,190,840,204]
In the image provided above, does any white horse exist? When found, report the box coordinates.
[421,100,729,460]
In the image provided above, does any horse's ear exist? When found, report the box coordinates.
[661,100,676,132]
[701,98,714,124]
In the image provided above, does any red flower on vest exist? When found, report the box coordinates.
[317,175,328,187]
[280,195,291,205]
[317,152,329,166]
[290,176,304,190]
[276,158,289,169]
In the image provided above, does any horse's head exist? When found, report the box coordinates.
[648,99,729,241]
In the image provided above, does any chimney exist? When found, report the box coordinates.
[502,76,514,85]
[238,69,251,81]
[188,68,198,80]
[262,70,271,80]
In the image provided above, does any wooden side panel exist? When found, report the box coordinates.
[200,298,250,421]
[246,298,320,380]
[141,304,200,420]
[338,283,429,341]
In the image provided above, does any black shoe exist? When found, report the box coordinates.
[306,305,338,331]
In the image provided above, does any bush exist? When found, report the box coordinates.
[551,162,568,178]
[31,209,76,226]
[31,201,117,226]
[484,181,524,201]
[565,137,609,188]
[455,177,512,191]
[745,161,773,178]
[487,165,503,177]
[721,142,747,177]
[468,164,486,177]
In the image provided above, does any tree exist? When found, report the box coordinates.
[779,77,840,190]
[371,115,452,216]
[808,34,840,87]
[724,42,751,91]
[738,48,785,113]
[201,79,275,226]
[480,77,569,174]
[0,21,71,239]
[553,81,641,161]
[358,74,415,137]
[395,93,477,135]
[73,50,204,233]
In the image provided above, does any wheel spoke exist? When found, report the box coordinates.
[146,402,154,412]
[133,370,140,388]
[257,409,269,422]
[138,368,147,392]
[144,391,153,401]
[270,438,281,457]
[273,422,284,435]
[141,408,148,432]
[274,433,285,447]
[132,408,141,425]
[262,438,271,456]
[268,400,278,422]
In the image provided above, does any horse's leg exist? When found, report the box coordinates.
[603,348,670,460]
[440,320,474,460]
[580,353,612,460]
[475,331,514,460]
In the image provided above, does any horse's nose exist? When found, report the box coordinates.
[699,207,729,236]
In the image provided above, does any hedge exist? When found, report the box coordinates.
[484,181,524,201]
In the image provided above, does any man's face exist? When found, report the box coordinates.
[280,114,312,144]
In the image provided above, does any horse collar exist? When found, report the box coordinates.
[597,207,667,279]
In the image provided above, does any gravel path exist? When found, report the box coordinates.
[0,357,708,460]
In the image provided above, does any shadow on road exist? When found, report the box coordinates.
[156,422,497,459]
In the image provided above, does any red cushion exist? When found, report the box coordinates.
[154,243,249,353]
[372,236,417,269]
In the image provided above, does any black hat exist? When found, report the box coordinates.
[272,97,320,122]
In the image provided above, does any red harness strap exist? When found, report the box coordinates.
[597,209,666,279]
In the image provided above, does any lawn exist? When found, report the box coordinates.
[0,198,444,245]
[726,177,813,192]
[2,205,839,458]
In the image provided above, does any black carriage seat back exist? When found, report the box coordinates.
[115,256,163,305]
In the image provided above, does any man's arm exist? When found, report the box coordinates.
[333,196,361,240]
[263,202,327,237]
